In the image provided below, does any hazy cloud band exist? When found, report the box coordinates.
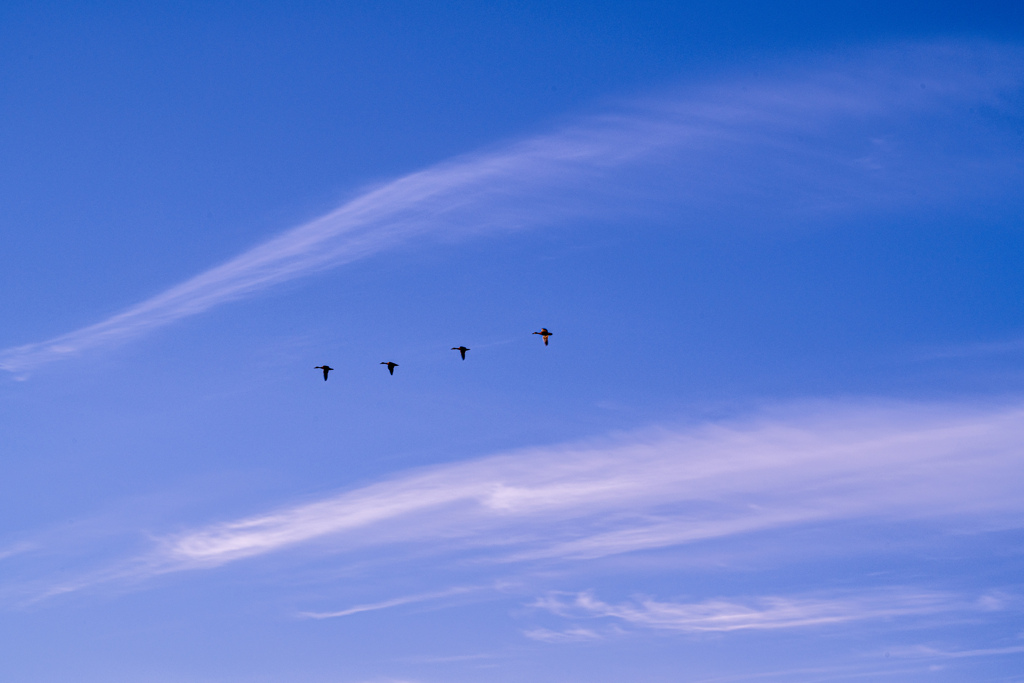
[29,398,1024,599]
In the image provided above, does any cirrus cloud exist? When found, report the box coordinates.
[2,42,1021,375]
[30,398,1024,599]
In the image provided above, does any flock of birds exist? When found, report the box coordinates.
[314,328,553,381]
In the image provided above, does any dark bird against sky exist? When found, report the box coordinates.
[533,328,553,346]
[452,346,470,359]
[381,361,399,375]
[314,365,333,381]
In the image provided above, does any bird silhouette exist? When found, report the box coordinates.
[533,328,553,346]
[452,346,470,360]
[315,365,334,381]
[380,361,399,375]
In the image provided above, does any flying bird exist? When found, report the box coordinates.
[380,361,399,375]
[452,346,470,360]
[315,365,334,381]
[533,328,553,346]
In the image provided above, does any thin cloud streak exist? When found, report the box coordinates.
[523,626,605,643]
[2,42,1021,374]
[530,587,989,634]
[40,399,1024,596]
[891,644,1024,659]
[917,336,1024,361]
[299,585,479,619]
[0,542,35,562]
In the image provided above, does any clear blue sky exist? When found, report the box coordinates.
[2,2,1024,682]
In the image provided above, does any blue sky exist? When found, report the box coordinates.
[2,2,1024,682]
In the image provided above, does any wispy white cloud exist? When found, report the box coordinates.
[299,585,480,619]
[2,42,1021,374]
[405,653,498,664]
[688,663,931,683]
[529,587,997,634]
[0,542,35,562]
[37,399,1024,596]
[916,336,1024,361]
[523,626,606,643]
[889,644,1024,659]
